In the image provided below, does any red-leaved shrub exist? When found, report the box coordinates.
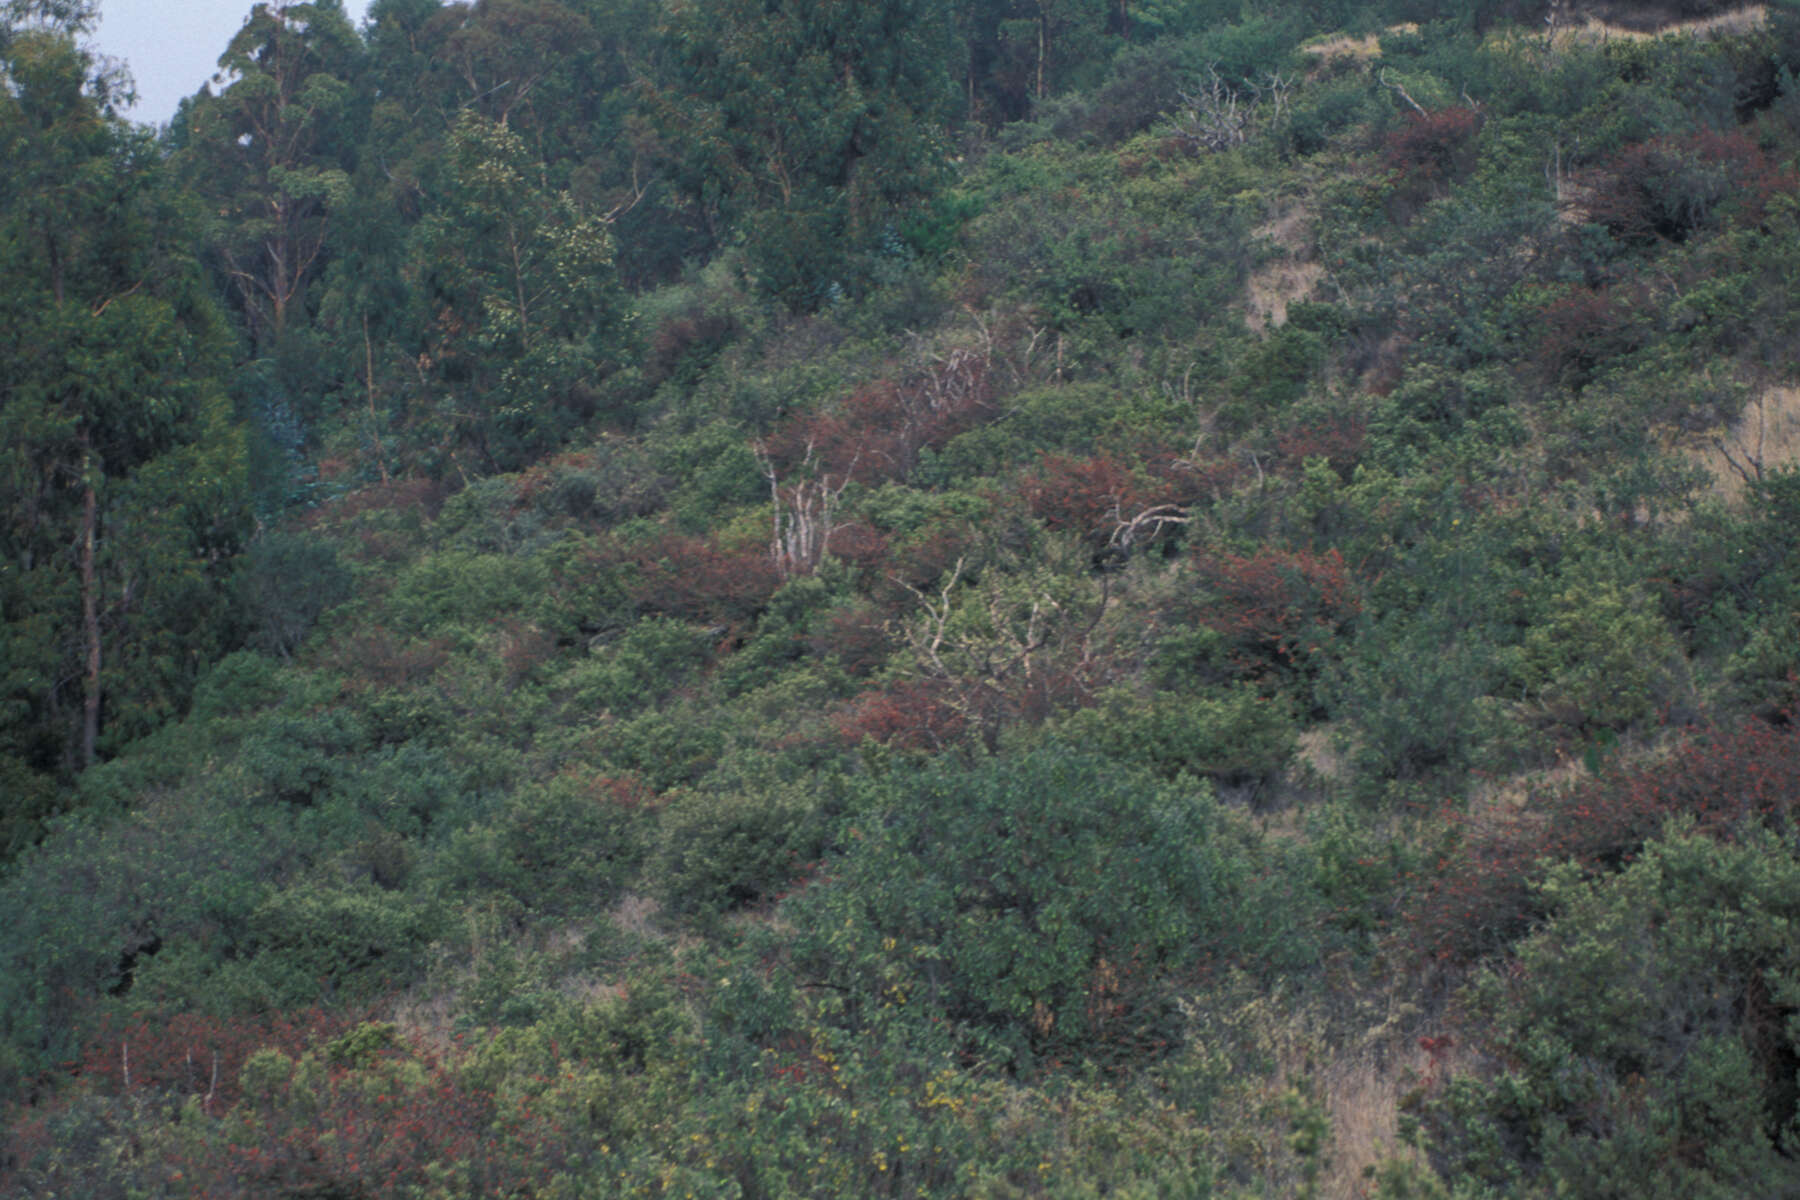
[1534,282,1648,386]
[75,1008,361,1112]
[760,348,996,489]
[1021,451,1164,544]
[810,604,894,677]
[330,626,452,691]
[1190,547,1362,680]
[6,1018,605,1199]
[1383,107,1483,188]
[1584,130,1798,245]
[1273,415,1367,478]
[1403,716,1800,961]
[627,532,782,625]
[834,679,968,752]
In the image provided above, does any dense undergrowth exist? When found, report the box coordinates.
[6,0,1800,1194]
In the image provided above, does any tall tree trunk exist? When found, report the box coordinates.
[364,313,389,485]
[46,226,65,305]
[79,435,101,767]
[1037,14,1046,100]
[509,224,530,350]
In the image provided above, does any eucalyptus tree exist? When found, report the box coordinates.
[652,0,957,307]
[177,1,363,350]
[0,16,249,844]
[408,111,624,471]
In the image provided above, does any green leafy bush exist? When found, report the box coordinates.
[383,550,550,632]
[1054,684,1297,785]
[234,532,353,659]
[1504,581,1681,732]
[231,880,439,1007]
[650,782,824,916]
[557,617,712,718]
[430,773,651,918]
[1423,825,1800,1196]
[786,747,1320,1064]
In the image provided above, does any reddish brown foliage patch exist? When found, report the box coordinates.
[75,1008,361,1112]
[810,604,894,677]
[627,531,782,625]
[497,618,558,688]
[760,349,996,488]
[1273,415,1367,477]
[1142,447,1242,504]
[823,520,891,574]
[883,522,983,597]
[7,1016,599,1199]
[304,478,452,529]
[644,308,736,387]
[1403,716,1800,962]
[1021,451,1160,543]
[329,627,452,690]
[572,771,663,812]
[834,679,968,752]
[1190,547,1362,679]
[1535,283,1648,385]
[1585,129,1798,244]
[509,449,596,509]
[1384,107,1483,187]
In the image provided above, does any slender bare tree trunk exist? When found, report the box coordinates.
[80,435,101,767]
[364,313,389,484]
[1037,15,1047,100]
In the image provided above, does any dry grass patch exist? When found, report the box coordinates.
[1315,1051,1429,1199]
[1241,978,1443,1199]
[1686,385,1800,504]
[1300,24,1418,76]
[1246,201,1323,333]
[1552,3,1766,44]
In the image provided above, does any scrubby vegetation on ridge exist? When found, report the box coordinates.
[6,0,1800,1194]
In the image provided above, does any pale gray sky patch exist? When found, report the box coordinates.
[91,0,374,126]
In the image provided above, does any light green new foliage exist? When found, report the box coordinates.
[1509,582,1680,731]
[410,111,624,470]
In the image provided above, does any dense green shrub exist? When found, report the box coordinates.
[1502,581,1681,732]
[1054,684,1297,785]
[556,617,713,718]
[430,773,651,918]
[1421,826,1800,1196]
[0,785,314,1086]
[649,421,767,531]
[714,574,840,697]
[187,651,288,721]
[233,705,372,808]
[230,880,440,1007]
[235,532,353,659]
[383,550,550,632]
[785,747,1322,1064]
[595,701,734,790]
[650,782,825,916]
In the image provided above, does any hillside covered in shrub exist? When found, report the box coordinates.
[6,0,1800,1194]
